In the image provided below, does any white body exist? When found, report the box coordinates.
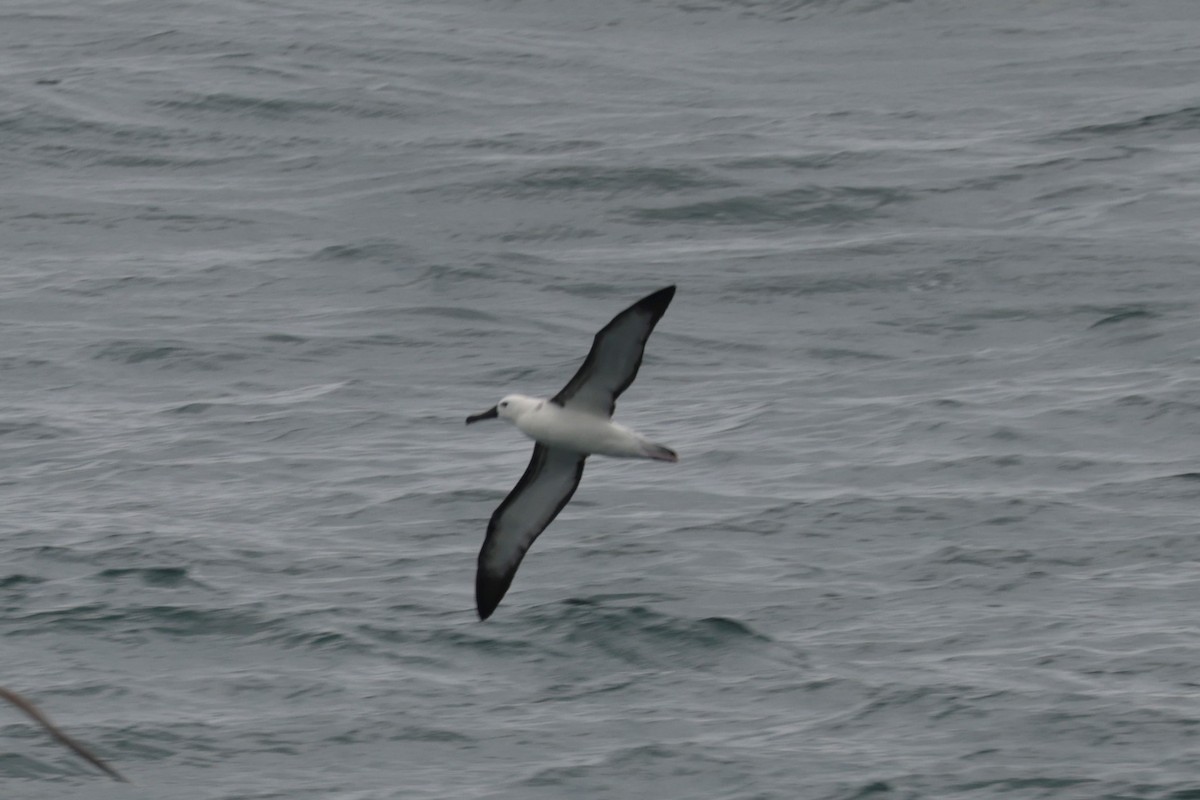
[496,394,674,460]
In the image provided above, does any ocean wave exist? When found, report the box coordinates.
[625,185,909,226]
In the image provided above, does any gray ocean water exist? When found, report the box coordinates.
[3,0,1200,797]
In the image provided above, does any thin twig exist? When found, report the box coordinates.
[0,686,127,782]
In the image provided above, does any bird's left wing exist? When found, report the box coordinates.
[476,444,587,620]
[551,285,675,417]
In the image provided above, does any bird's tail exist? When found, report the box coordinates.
[641,441,679,462]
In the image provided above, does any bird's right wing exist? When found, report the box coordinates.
[476,444,587,620]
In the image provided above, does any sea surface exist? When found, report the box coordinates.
[2,1,1200,797]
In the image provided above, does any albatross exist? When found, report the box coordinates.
[465,285,678,620]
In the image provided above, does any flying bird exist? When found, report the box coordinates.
[466,285,678,620]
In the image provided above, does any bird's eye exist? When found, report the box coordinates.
[500,401,508,408]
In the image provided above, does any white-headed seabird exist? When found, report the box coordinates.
[466,285,678,620]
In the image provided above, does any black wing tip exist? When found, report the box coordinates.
[641,285,676,309]
[622,282,675,372]
[475,577,506,621]
[634,285,675,323]
[475,556,514,621]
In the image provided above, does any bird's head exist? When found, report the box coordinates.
[465,394,540,425]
